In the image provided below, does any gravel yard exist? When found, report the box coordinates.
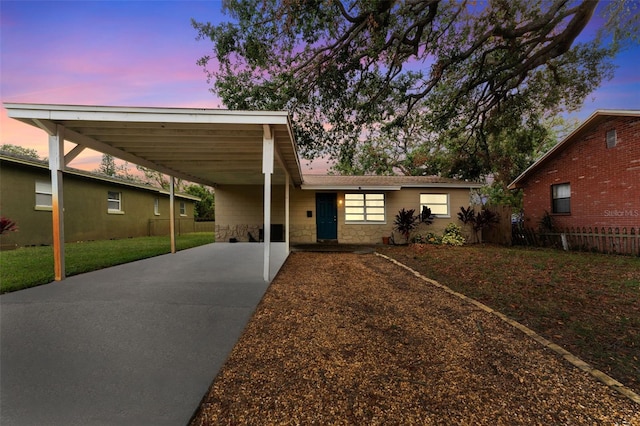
[191,252,639,425]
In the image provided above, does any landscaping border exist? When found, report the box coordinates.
[375,251,640,406]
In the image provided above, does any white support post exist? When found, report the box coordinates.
[285,169,290,253]
[169,176,176,253]
[49,125,66,281]
[263,125,274,281]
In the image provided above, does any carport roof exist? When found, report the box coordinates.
[4,103,303,187]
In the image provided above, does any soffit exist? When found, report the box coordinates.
[4,103,303,187]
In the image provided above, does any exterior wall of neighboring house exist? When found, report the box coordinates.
[0,155,198,249]
[214,183,476,244]
[512,113,639,229]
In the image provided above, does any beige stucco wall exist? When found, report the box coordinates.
[214,184,286,242]
[214,184,475,244]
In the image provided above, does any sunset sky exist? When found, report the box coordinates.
[1,0,639,172]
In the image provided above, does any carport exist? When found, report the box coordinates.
[4,103,303,281]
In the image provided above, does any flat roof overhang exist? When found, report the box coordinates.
[4,103,303,186]
[4,102,301,282]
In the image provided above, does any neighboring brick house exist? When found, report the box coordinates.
[508,110,640,230]
[0,152,200,249]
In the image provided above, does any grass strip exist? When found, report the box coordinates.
[0,232,214,294]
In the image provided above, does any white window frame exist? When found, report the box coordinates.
[344,193,386,223]
[179,201,186,216]
[551,183,571,214]
[154,198,160,216]
[107,191,124,214]
[35,180,52,210]
[420,193,450,218]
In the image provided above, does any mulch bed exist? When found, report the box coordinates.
[190,252,639,425]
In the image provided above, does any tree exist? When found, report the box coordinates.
[95,154,139,182]
[193,0,638,180]
[0,144,40,159]
[96,154,119,177]
[184,184,215,220]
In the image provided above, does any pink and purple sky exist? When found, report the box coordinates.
[1,0,639,172]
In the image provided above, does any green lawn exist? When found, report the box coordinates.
[378,244,640,393]
[0,233,214,294]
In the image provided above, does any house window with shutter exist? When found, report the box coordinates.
[551,183,571,214]
[606,129,617,148]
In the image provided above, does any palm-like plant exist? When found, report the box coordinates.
[393,208,418,244]
[0,217,18,235]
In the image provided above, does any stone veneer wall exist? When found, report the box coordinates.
[215,224,262,242]
[339,224,391,244]
[290,224,316,243]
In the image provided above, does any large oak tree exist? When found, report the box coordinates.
[193,0,638,182]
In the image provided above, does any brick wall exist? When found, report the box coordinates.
[520,115,640,229]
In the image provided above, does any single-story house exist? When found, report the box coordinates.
[508,110,640,229]
[3,103,479,281]
[215,175,481,244]
[0,152,199,249]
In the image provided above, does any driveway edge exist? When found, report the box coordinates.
[375,252,640,406]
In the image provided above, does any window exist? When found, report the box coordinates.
[179,201,186,216]
[107,191,123,213]
[551,183,571,214]
[420,193,449,218]
[154,198,160,215]
[35,180,52,209]
[345,193,385,223]
[606,129,617,148]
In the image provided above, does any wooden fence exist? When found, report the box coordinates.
[513,226,640,256]
[482,204,513,246]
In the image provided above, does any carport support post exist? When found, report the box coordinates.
[170,176,176,253]
[285,169,290,252]
[263,125,274,282]
[49,125,66,281]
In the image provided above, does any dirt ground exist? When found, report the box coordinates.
[191,252,639,425]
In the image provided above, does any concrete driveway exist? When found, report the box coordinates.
[0,243,288,425]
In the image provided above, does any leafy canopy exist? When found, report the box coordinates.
[193,0,638,180]
[1,144,40,159]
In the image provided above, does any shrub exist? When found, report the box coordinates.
[412,232,441,245]
[394,208,419,244]
[0,217,18,235]
[441,223,465,246]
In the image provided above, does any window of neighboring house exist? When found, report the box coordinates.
[35,180,52,210]
[345,193,385,223]
[606,129,617,148]
[154,198,160,216]
[420,193,449,218]
[107,191,123,213]
[551,183,571,214]
[179,201,186,216]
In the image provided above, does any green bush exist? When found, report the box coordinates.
[441,223,465,246]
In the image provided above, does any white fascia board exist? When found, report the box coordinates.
[4,103,291,125]
[301,185,402,191]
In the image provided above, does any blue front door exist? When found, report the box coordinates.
[316,193,337,240]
